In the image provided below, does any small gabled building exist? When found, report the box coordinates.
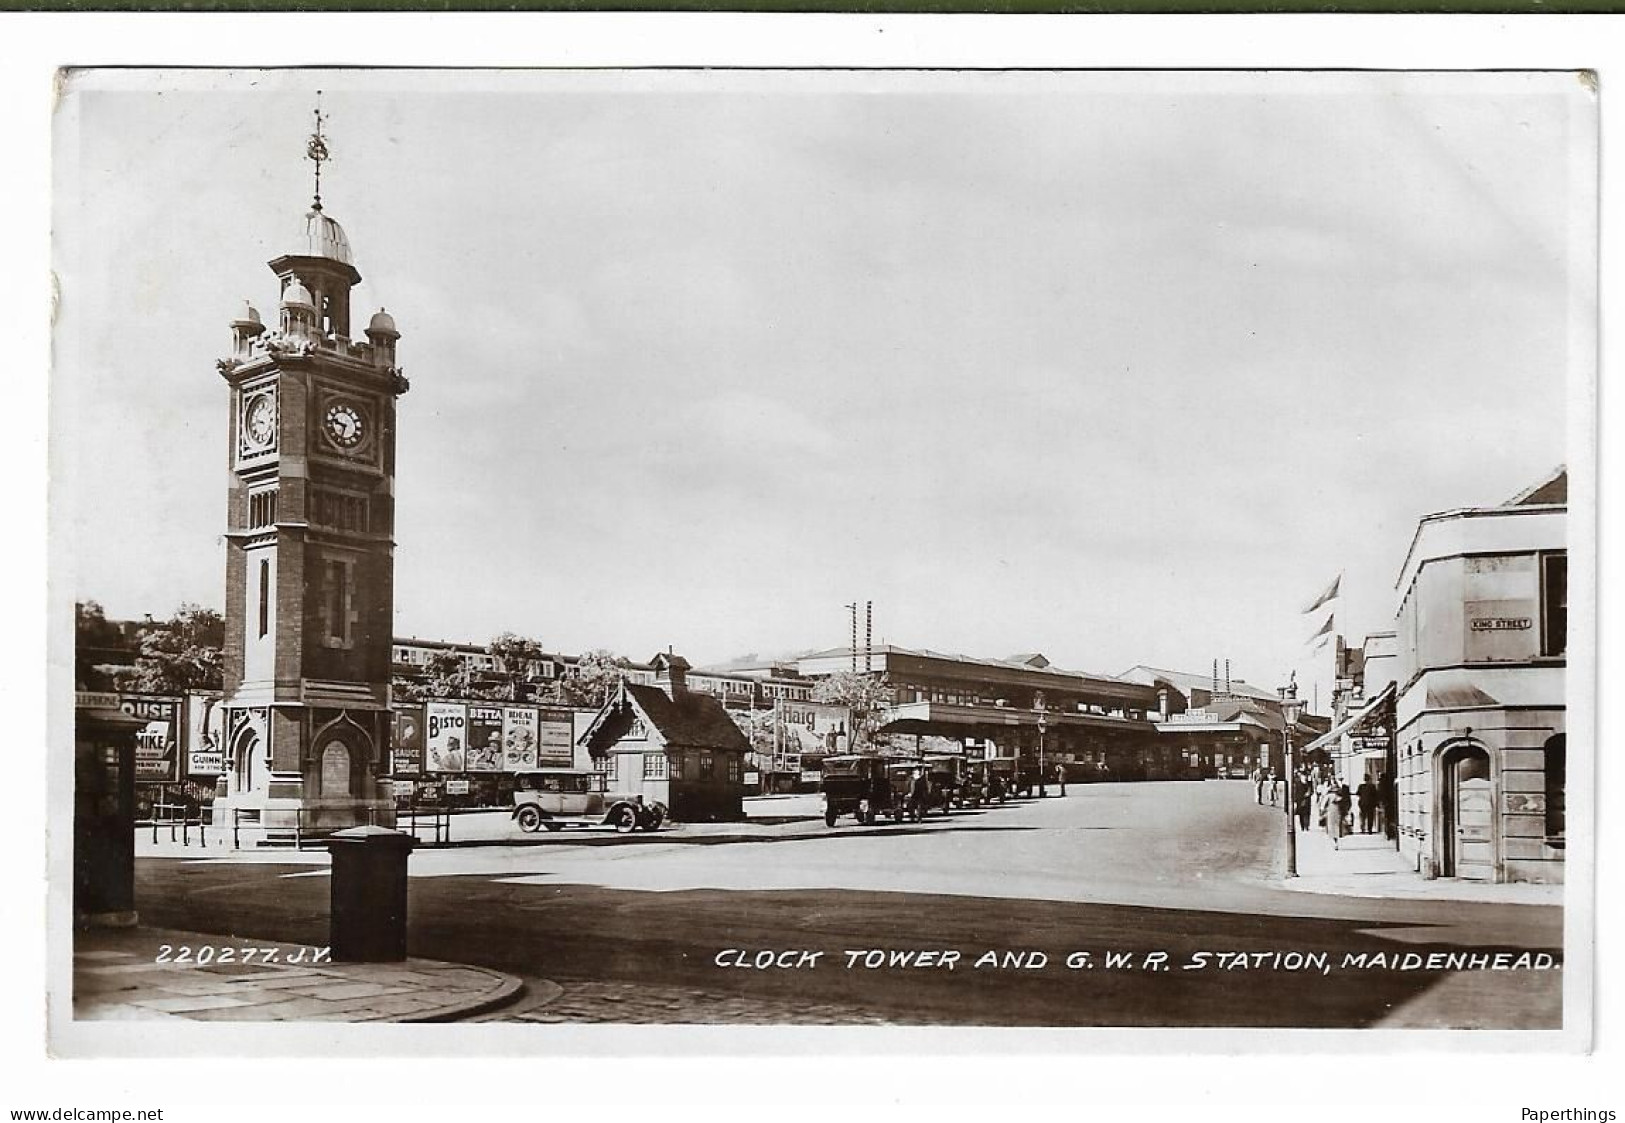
[578,652,750,822]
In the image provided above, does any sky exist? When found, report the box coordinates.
[53,68,1587,705]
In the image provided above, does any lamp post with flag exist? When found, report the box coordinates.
[1278,676,1304,879]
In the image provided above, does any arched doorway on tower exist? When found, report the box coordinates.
[230,725,260,799]
[1439,740,1495,881]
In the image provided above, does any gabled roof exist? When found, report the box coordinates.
[597,682,751,753]
[1504,466,1567,507]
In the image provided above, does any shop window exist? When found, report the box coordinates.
[643,753,669,780]
[1545,735,1566,842]
[727,756,741,783]
[1542,552,1567,657]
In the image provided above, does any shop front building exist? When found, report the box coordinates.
[1392,469,1567,883]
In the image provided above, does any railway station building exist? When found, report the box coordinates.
[796,645,1162,779]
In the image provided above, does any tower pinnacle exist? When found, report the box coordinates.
[306,90,330,212]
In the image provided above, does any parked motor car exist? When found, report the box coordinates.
[820,755,904,826]
[923,755,965,814]
[511,769,665,834]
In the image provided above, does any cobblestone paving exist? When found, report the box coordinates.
[505,979,896,1025]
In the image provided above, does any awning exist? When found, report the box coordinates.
[1299,682,1397,756]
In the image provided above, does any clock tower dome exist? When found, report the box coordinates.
[213,102,408,832]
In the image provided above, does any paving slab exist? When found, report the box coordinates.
[72,925,525,1024]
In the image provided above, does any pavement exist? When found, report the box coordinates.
[73,924,524,1022]
[1269,815,1565,905]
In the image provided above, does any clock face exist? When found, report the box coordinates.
[243,394,276,450]
[323,402,365,450]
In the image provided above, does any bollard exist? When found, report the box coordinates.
[325,825,416,962]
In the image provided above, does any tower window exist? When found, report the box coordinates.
[248,489,278,529]
[320,556,357,649]
[257,558,270,638]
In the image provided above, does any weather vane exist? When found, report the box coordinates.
[306,90,330,212]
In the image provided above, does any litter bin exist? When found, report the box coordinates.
[326,825,416,962]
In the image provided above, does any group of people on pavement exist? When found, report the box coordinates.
[1256,764,1395,851]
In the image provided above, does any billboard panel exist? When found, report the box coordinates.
[502,707,539,771]
[184,693,225,776]
[538,708,575,766]
[466,706,504,771]
[424,701,466,772]
[392,708,424,776]
[122,694,180,783]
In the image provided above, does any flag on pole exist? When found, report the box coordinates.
[1301,573,1342,615]
[1310,630,1332,652]
[1306,613,1335,644]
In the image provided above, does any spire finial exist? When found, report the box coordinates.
[306,90,330,212]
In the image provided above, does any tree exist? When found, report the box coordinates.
[75,600,129,690]
[811,671,891,749]
[395,648,488,703]
[487,632,546,700]
[549,648,629,710]
[116,603,225,694]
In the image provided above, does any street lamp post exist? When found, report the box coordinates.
[1278,679,1304,879]
[1037,711,1048,797]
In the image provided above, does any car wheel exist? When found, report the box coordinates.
[648,805,666,830]
[612,806,638,834]
[825,805,839,827]
[515,805,541,833]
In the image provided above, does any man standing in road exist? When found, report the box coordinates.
[1252,767,1266,805]
[1268,769,1281,805]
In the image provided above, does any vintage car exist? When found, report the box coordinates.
[923,755,966,813]
[986,755,1023,798]
[820,755,908,826]
[957,760,989,807]
[511,768,665,834]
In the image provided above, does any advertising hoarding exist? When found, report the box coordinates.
[466,706,504,771]
[392,708,424,775]
[424,701,466,772]
[538,708,575,766]
[502,707,539,771]
[184,693,225,776]
[122,694,179,783]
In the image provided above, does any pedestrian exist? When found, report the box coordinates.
[1378,771,1395,837]
[1294,781,1312,832]
[1321,784,1345,850]
[1054,763,1067,797]
[909,768,931,821]
[1336,782,1353,837]
[1356,776,1380,834]
[1268,770,1281,805]
[1253,767,1266,805]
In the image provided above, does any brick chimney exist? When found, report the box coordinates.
[652,651,690,699]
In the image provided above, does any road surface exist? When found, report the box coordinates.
[126,780,1563,1027]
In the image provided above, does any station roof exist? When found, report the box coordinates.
[1116,665,1280,704]
[799,644,1131,686]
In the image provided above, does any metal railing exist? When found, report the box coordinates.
[139,801,210,847]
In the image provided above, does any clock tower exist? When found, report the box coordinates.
[213,103,407,833]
